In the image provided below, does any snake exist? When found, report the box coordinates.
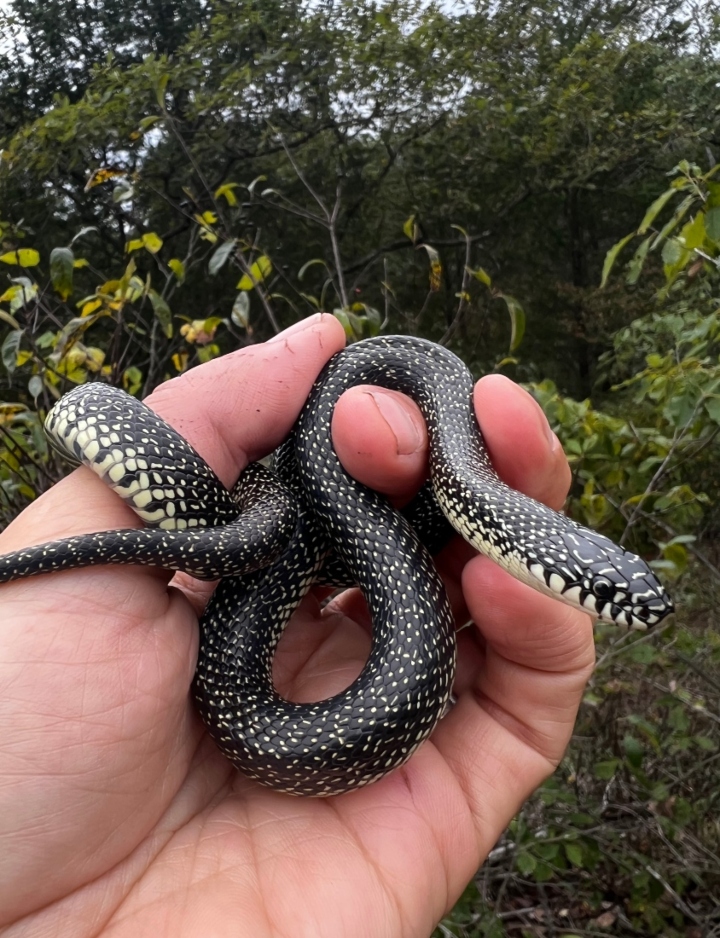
[0,335,674,796]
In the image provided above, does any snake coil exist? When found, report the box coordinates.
[0,336,673,795]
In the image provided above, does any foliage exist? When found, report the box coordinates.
[437,618,720,936]
[1,0,718,391]
[435,156,720,938]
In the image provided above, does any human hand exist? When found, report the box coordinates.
[0,313,594,938]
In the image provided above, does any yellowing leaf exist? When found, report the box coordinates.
[419,245,442,292]
[81,299,103,317]
[168,258,185,282]
[215,182,240,206]
[73,258,89,268]
[85,347,106,372]
[85,167,125,190]
[0,248,40,267]
[172,351,189,373]
[237,255,273,291]
[0,285,20,303]
[126,238,144,254]
[195,211,217,226]
[4,278,38,311]
[142,232,163,254]
[403,214,418,242]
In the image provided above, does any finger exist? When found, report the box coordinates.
[475,374,570,510]
[0,313,346,555]
[332,373,570,512]
[332,386,428,499]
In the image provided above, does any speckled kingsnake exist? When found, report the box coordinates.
[0,336,674,795]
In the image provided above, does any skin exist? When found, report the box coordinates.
[0,313,595,938]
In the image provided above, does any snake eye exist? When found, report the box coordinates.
[593,577,614,599]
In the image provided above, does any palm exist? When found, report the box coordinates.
[0,316,594,937]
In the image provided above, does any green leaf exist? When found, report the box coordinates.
[637,188,677,234]
[0,310,20,329]
[651,194,694,250]
[298,258,329,280]
[535,842,560,861]
[149,289,172,338]
[533,861,554,882]
[498,293,525,351]
[705,206,720,243]
[564,843,584,868]
[626,235,652,285]
[50,246,75,300]
[601,233,635,287]
[628,643,658,664]
[1,329,23,373]
[139,115,161,132]
[154,72,170,108]
[70,226,98,246]
[113,183,134,203]
[246,175,267,196]
[333,308,353,338]
[704,395,720,424]
[0,248,40,267]
[594,759,619,779]
[661,238,683,266]
[231,291,250,328]
[678,212,705,251]
[123,366,143,395]
[515,853,536,875]
[622,734,644,768]
[471,266,492,288]
[237,255,272,290]
[28,375,43,400]
[209,240,236,275]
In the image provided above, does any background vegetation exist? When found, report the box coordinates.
[0,0,718,934]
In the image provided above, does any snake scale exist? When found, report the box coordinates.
[0,336,673,795]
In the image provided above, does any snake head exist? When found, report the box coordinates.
[539,527,675,630]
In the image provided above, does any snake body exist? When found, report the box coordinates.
[0,335,674,795]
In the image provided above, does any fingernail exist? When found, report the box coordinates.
[267,313,323,343]
[366,389,423,455]
[547,427,563,454]
[550,430,564,453]
[537,408,562,453]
